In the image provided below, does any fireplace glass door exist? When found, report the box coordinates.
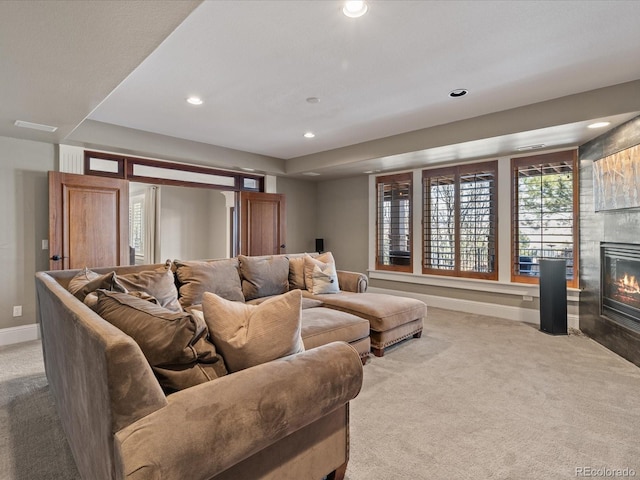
[601,243,640,330]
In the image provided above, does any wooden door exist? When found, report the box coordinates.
[239,192,286,256]
[49,171,130,270]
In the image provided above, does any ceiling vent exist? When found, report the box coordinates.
[14,120,58,132]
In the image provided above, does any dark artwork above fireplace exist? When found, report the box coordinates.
[601,243,640,332]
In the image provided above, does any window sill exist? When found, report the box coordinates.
[368,269,581,300]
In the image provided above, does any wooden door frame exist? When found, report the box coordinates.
[239,192,286,256]
[49,171,130,270]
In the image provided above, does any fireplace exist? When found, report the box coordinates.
[601,243,640,331]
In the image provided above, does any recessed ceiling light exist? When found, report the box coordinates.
[588,121,611,129]
[304,132,315,138]
[14,120,57,132]
[343,0,368,18]
[363,169,382,174]
[449,89,468,98]
[306,97,320,104]
[240,167,256,172]
[303,172,321,176]
[186,96,203,105]
[516,144,546,151]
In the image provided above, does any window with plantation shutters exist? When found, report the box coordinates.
[511,150,578,288]
[423,162,498,280]
[376,173,412,272]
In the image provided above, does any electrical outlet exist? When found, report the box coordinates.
[42,239,49,250]
[522,295,534,302]
[13,305,22,317]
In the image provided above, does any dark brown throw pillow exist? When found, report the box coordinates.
[174,258,245,309]
[115,261,182,312]
[96,290,227,393]
[68,268,124,301]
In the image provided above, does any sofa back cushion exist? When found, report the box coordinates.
[115,261,182,312]
[286,252,320,290]
[96,290,227,393]
[239,254,289,301]
[174,258,245,308]
[202,289,304,372]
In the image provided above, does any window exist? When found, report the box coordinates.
[376,173,412,271]
[423,162,498,279]
[511,150,578,287]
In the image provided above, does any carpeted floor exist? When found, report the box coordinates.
[1,307,639,479]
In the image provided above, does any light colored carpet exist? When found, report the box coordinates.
[1,307,639,480]
[346,308,640,480]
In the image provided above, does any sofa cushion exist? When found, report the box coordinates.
[68,268,124,302]
[174,258,244,308]
[246,295,323,309]
[304,253,340,294]
[301,307,370,351]
[115,261,182,312]
[288,256,307,290]
[202,289,304,372]
[239,254,289,301]
[303,291,427,332]
[96,290,227,393]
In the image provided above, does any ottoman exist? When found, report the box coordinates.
[303,292,426,357]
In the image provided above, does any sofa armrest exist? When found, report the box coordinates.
[114,341,363,480]
[337,270,368,293]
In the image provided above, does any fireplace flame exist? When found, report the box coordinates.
[619,273,640,294]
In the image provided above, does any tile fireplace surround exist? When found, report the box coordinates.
[579,116,640,368]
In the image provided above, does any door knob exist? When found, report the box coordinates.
[280,244,286,249]
[51,255,62,261]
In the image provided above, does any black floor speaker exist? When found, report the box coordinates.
[539,259,568,335]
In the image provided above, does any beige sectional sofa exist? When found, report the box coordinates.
[35,252,426,479]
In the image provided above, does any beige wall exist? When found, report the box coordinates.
[275,176,318,254]
[315,175,369,273]
[159,185,228,261]
[0,136,54,330]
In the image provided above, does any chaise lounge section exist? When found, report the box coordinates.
[303,291,426,357]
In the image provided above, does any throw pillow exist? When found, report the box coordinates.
[303,253,340,294]
[84,289,158,311]
[309,261,340,294]
[239,254,289,301]
[115,260,182,312]
[287,253,319,290]
[174,258,245,308]
[68,268,124,302]
[201,289,304,372]
[96,290,227,393]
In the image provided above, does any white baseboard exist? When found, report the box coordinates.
[367,287,580,330]
[0,324,41,347]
